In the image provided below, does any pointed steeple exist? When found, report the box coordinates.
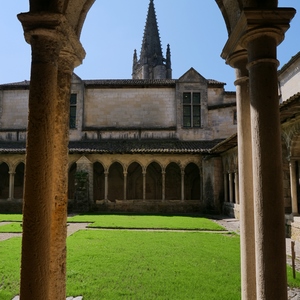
[140,0,163,66]
[132,0,172,80]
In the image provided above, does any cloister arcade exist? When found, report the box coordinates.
[12,0,298,299]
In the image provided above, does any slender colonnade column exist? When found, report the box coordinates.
[227,50,256,300]
[8,171,15,200]
[289,159,298,214]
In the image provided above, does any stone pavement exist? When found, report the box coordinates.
[213,217,300,300]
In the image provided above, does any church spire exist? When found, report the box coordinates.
[132,0,172,80]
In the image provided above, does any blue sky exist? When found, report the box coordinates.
[0,1,299,91]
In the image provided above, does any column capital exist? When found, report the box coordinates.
[221,8,296,62]
[18,12,86,67]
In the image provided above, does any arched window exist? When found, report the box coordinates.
[184,163,200,200]
[146,162,162,200]
[15,162,25,199]
[108,162,124,201]
[165,162,181,200]
[0,163,9,199]
[127,162,143,200]
[93,162,105,201]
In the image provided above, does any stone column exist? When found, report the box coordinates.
[8,172,15,200]
[104,171,109,200]
[229,173,234,203]
[221,10,295,299]
[143,170,146,201]
[162,170,166,201]
[227,50,256,300]
[49,53,77,299]
[289,159,298,214]
[123,171,127,200]
[242,16,294,300]
[224,172,229,203]
[17,30,61,299]
[181,170,185,202]
[234,171,239,205]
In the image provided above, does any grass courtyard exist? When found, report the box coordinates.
[0,214,299,299]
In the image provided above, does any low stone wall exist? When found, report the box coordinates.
[0,199,23,213]
[90,199,212,214]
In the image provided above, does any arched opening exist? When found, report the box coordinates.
[184,163,200,200]
[0,163,9,199]
[165,162,181,200]
[14,162,25,199]
[93,162,105,201]
[127,162,143,200]
[68,163,77,200]
[146,162,162,200]
[108,162,124,201]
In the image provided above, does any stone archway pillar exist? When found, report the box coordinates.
[8,171,15,200]
[289,159,298,214]
[143,170,146,201]
[226,50,256,300]
[222,8,295,300]
[162,170,166,201]
[18,12,86,299]
[123,171,127,200]
[181,170,185,201]
[246,28,288,300]
[234,171,239,204]
[229,172,234,203]
[224,172,229,203]
[104,171,109,200]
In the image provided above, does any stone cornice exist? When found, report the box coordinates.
[221,8,296,62]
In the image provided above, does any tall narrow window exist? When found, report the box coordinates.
[183,92,201,128]
[70,93,77,129]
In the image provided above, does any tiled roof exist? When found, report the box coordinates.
[0,139,225,154]
[210,133,237,153]
[84,79,176,87]
[68,139,224,154]
[279,92,300,123]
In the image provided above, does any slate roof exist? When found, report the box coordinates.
[0,139,225,155]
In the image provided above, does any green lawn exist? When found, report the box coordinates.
[0,222,22,233]
[67,214,225,231]
[0,214,23,222]
[0,214,299,299]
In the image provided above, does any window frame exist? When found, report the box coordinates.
[69,93,77,129]
[182,92,201,128]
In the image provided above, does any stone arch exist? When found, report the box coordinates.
[184,162,201,200]
[14,162,25,199]
[108,162,124,201]
[165,162,181,200]
[0,162,9,199]
[127,162,143,200]
[93,161,105,201]
[146,161,162,200]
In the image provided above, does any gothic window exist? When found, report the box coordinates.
[69,93,77,129]
[183,92,201,128]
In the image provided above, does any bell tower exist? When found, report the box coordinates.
[132,0,172,79]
